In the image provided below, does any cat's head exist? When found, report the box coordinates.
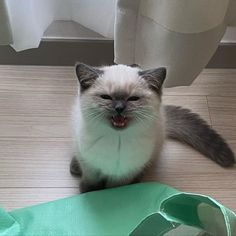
[75,63,166,130]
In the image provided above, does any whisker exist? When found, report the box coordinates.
[134,115,150,128]
[83,110,106,123]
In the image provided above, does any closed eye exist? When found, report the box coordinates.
[100,94,112,100]
[127,96,140,101]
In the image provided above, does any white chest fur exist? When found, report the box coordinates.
[74,111,165,180]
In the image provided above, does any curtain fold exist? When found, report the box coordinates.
[114,0,234,87]
[227,0,236,26]
[3,0,116,52]
[0,0,12,45]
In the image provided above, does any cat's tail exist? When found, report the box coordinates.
[164,105,235,167]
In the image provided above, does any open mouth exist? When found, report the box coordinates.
[111,115,128,129]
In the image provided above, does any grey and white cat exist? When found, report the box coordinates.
[71,63,235,193]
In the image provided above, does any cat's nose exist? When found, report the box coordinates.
[114,101,126,114]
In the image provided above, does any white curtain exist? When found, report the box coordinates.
[4,0,116,51]
[115,0,236,87]
[2,0,236,87]
[0,0,12,44]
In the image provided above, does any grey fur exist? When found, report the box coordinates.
[139,67,166,94]
[164,105,235,167]
[70,156,82,176]
[72,160,141,192]
[75,63,103,91]
[79,166,106,193]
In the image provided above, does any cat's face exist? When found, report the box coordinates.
[76,63,166,130]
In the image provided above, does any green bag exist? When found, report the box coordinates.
[0,182,235,236]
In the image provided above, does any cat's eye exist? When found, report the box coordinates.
[100,94,112,100]
[127,96,140,101]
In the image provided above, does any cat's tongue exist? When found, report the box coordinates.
[111,115,128,128]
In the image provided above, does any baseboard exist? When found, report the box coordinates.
[206,43,236,68]
[0,39,114,66]
[0,41,235,68]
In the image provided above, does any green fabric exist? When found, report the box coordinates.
[0,183,235,236]
[0,0,12,45]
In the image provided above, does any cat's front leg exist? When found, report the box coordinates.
[106,172,144,189]
[79,165,106,193]
[80,177,106,193]
[70,156,82,176]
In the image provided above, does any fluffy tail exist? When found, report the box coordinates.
[164,105,235,167]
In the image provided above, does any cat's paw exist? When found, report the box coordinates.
[79,180,106,193]
[70,156,82,176]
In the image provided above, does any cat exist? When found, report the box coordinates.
[71,63,235,193]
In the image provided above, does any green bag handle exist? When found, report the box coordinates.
[0,208,20,236]
[130,193,236,236]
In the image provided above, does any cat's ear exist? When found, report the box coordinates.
[75,63,102,91]
[139,67,166,93]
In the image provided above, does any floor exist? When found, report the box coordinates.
[43,20,107,41]
[0,66,235,212]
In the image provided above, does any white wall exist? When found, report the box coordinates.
[222,27,236,43]
[222,0,236,43]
